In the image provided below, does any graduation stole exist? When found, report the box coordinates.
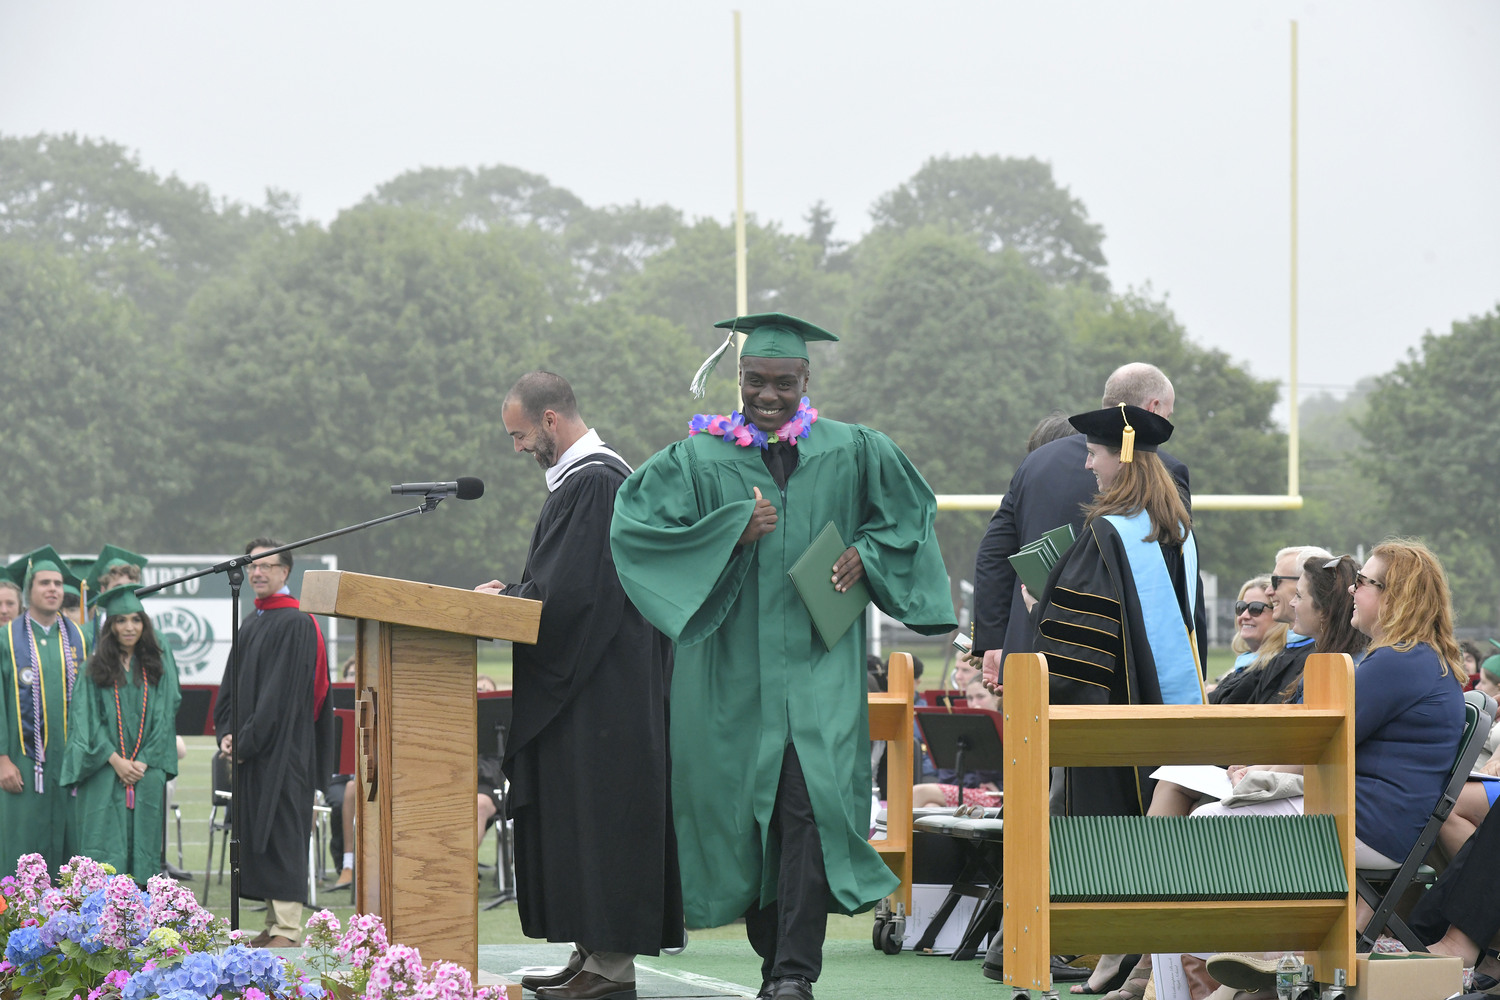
[688,397,818,449]
[8,614,87,790]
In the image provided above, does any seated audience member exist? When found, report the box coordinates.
[1413,800,1500,983]
[476,675,507,850]
[1205,576,1283,698]
[949,650,978,693]
[1460,640,1485,690]
[476,674,497,692]
[1439,648,1500,858]
[911,679,1003,809]
[1211,546,1331,705]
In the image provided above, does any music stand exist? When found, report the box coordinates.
[477,691,515,909]
[915,707,1005,793]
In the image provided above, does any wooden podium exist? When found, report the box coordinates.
[301,570,541,974]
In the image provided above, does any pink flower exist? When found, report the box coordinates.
[245,988,268,1000]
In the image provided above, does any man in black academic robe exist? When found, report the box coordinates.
[214,540,333,948]
[476,372,681,1000]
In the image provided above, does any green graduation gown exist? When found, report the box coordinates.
[0,614,89,874]
[61,646,181,882]
[611,417,956,928]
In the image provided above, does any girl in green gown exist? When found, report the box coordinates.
[61,585,181,884]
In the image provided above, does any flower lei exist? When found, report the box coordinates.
[689,397,818,449]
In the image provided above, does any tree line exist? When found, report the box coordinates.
[1,133,1494,628]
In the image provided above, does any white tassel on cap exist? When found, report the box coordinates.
[690,327,738,398]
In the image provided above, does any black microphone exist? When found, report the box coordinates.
[390,477,484,500]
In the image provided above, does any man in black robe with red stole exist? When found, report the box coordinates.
[214,538,332,948]
[475,372,681,1000]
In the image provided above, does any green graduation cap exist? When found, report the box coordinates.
[84,544,148,590]
[64,557,95,598]
[90,583,145,618]
[690,312,839,397]
[4,545,84,596]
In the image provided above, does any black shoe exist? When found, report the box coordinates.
[533,971,636,1000]
[519,968,576,991]
[163,861,194,881]
[769,976,813,1000]
[1050,955,1092,982]
[981,957,1005,983]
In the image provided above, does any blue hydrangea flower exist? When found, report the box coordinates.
[180,952,223,996]
[220,945,256,988]
[122,968,163,1000]
[4,925,50,974]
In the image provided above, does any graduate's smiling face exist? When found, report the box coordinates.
[247,548,291,599]
[28,571,65,616]
[739,356,808,433]
[111,612,144,653]
[502,400,559,470]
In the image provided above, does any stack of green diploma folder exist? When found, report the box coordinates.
[787,521,871,651]
[1006,523,1077,595]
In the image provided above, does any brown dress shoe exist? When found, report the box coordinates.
[247,931,273,948]
[534,971,637,1000]
[264,935,299,948]
[520,968,577,991]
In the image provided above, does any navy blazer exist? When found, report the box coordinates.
[971,433,1203,663]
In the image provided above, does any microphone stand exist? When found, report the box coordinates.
[135,492,455,930]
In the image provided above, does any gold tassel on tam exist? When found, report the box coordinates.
[1118,403,1135,463]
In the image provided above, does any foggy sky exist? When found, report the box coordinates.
[2,0,1496,405]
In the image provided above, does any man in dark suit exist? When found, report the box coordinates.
[971,363,1199,683]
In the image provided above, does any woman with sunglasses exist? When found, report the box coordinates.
[60,584,182,885]
[1205,578,1284,703]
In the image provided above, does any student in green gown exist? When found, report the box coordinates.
[77,546,149,646]
[610,313,956,1000]
[62,584,180,884]
[0,546,90,875]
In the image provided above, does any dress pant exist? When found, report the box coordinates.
[575,946,635,983]
[1411,800,1500,947]
[744,744,828,984]
[266,899,303,940]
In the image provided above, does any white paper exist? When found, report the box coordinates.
[1149,764,1232,801]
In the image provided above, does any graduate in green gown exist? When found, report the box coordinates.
[62,584,180,884]
[0,547,90,875]
[76,546,150,647]
[611,314,956,999]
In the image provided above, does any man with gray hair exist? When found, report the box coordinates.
[971,362,1199,678]
[1210,544,1333,705]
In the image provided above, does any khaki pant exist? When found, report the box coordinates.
[265,899,303,941]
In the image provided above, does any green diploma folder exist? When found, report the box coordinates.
[1006,522,1077,595]
[788,521,871,651]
